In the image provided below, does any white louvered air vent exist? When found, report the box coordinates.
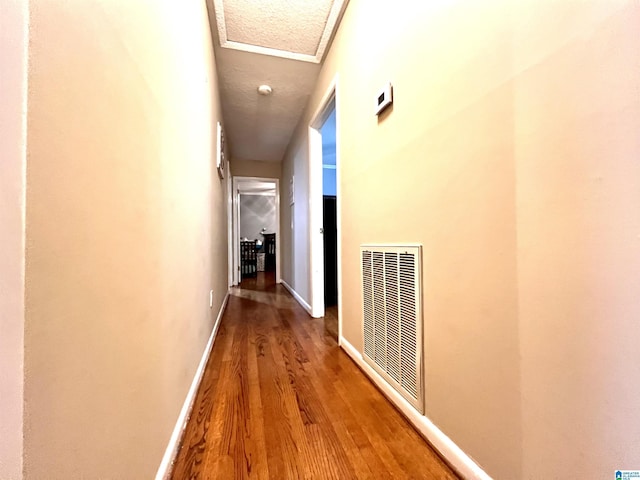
[361,244,423,413]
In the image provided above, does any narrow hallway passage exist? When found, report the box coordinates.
[171,274,459,479]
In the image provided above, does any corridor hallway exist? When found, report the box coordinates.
[170,274,459,479]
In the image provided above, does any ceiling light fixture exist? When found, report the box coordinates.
[257,84,273,96]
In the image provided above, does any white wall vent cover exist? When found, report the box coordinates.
[361,244,424,413]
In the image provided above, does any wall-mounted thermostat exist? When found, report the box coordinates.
[375,82,393,115]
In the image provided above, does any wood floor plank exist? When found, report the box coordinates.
[170,273,459,480]
[245,319,270,479]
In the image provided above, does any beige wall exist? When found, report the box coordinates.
[281,0,640,478]
[0,1,27,478]
[230,158,281,179]
[280,143,310,300]
[516,2,640,475]
[23,0,228,478]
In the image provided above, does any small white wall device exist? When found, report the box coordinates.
[375,82,393,115]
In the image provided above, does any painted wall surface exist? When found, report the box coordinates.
[281,0,640,478]
[23,0,228,478]
[240,194,277,239]
[231,158,281,179]
[0,1,27,478]
[281,143,310,300]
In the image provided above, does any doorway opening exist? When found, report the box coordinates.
[308,76,341,344]
[231,177,280,289]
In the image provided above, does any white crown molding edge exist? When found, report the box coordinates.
[221,41,320,63]
[315,0,348,61]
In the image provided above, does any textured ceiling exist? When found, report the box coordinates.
[208,0,348,163]
[224,0,333,57]
[215,47,320,162]
[213,0,345,63]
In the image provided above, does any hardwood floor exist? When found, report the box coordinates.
[170,275,459,480]
[323,305,338,343]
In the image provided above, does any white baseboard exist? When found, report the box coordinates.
[280,279,313,316]
[339,336,493,480]
[155,290,231,480]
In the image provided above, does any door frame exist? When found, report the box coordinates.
[231,176,281,286]
[227,159,233,287]
[308,74,342,343]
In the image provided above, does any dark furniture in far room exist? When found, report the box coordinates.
[240,240,257,279]
[263,233,276,272]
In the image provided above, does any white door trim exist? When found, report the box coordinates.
[226,159,233,287]
[231,177,240,286]
[308,74,342,343]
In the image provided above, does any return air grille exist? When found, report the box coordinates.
[361,245,423,413]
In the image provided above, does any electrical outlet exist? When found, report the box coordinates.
[209,290,213,308]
